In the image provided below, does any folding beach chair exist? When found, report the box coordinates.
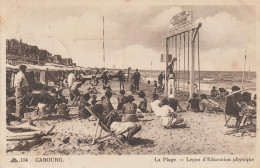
[84,106,126,147]
[224,111,239,127]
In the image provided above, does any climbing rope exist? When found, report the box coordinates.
[187,31,190,94]
[183,33,186,93]
[178,35,181,91]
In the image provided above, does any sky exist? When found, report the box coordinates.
[2,4,257,71]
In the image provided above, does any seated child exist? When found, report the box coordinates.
[187,93,200,112]
[138,90,147,112]
[160,98,184,129]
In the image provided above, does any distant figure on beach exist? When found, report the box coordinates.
[187,93,200,112]
[225,86,243,126]
[168,94,184,112]
[158,72,164,87]
[160,98,184,129]
[92,71,97,86]
[219,88,227,99]
[14,65,28,119]
[133,69,141,91]
[153,80,158,93]
[167,67,176,96]
[118,70,125,90]
[200,94,223,113]
[101,70,109,86]
[117,90,126,110]
[138,90,147,112]
[211,86,219,98]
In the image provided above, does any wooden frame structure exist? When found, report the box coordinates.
[162,22,202,98]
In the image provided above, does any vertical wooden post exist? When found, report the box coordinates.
[189,29,195,98]
[165,38,168,94]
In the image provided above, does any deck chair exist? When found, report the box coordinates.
[84,106,126,147]
[224,111,239,127]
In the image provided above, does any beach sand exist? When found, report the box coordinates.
[6,79,256,155]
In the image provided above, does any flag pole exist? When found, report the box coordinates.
[241,45,247,89]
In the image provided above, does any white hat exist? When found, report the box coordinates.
[168,94,175,99]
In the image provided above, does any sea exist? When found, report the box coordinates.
[140,70,256,95]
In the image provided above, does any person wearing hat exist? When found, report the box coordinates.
[225,86,243,126]
[138,90,147,112]
[160,97,184,128]
[14,65,28,119]
[168,94,184,112]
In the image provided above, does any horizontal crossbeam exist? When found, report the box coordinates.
[162,22,202,40]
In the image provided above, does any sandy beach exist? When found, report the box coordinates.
[6,78,256,155]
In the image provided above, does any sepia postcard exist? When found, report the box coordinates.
[0,0,259,168]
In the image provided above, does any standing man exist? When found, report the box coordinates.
[158,72,164,87]
[167,67,176,96]
[101,70,109,85]
[118,70,125,90]
[133,69,141,91]
[14,65,28,119]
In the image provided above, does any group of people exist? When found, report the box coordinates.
[10,64,257,146]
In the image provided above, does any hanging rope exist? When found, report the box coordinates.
[178,35,181,91]
[175,36,179,90]
[187,31,190,96]
[198,30,201,93]
[183,33,186,93]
